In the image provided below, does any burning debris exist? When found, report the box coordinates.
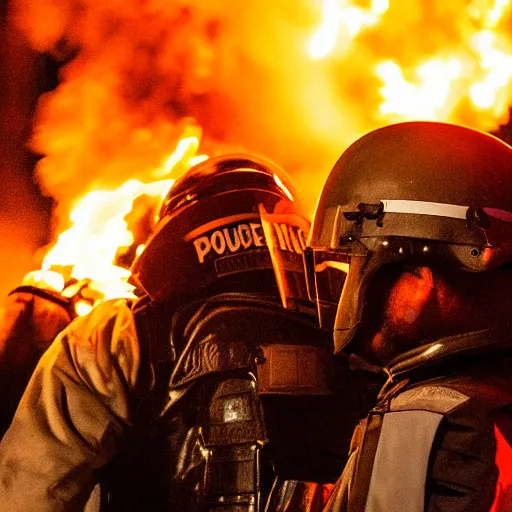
[4,0,512,312]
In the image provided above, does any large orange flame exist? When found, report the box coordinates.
[7,0,512,311]
[309,0,512,126]
[24,132,206,315]
[309,0,390,58]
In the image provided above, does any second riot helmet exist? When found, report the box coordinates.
[305,121,512,353]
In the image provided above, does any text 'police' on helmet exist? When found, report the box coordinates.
[190,218,307,264]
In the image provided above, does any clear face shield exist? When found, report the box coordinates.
[304,245,373,353]
[303,248,350,328]
[304,201,375,349]
[259,204,312,313]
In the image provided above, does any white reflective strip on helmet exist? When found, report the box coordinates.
[381,199,468,219]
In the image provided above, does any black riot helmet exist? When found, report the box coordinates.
[305,121,512,354]
[130,154,311,311]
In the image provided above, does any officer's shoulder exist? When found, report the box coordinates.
[69,298,135,333]
[390,384,470,415]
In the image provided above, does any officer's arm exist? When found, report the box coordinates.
[0,299,141,511]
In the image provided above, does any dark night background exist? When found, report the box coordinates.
[1,0,60,298]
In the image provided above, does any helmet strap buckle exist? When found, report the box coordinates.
[343,202,385,227]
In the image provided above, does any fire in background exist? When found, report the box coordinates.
[3,0,512,309]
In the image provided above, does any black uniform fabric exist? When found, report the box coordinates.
[100,293,375,511]
[324,327,512,512]
[0,294,377,511]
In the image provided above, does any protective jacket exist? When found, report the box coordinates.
[0,287,72,437]
[324,326,512,512]
[0,294,372,511]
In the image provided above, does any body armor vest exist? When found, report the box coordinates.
[325,356,512,512]
[100,293,373,511]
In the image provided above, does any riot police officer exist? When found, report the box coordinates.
[0,154,367,511]
[305,122,512,511]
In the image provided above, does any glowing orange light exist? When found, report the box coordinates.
[41,178,172,307]
[155,136,201,178]
[374,1,512,124]
[13,0,512,318]
[314,260,350,273]
[32,130,207,315]
[75,301,94,317]
[22,270,65,293]
[376,58,465,121]
[469,30,512,113]
[309,0,389,58]
[273,173,294,201]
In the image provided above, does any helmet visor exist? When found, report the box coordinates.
[304,247,351,329]
[260,206,312,311]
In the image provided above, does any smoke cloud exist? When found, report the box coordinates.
[8,0,512,228]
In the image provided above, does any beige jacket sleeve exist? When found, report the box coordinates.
[0,299,141,511]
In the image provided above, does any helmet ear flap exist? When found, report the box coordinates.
[332,254,378,354]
